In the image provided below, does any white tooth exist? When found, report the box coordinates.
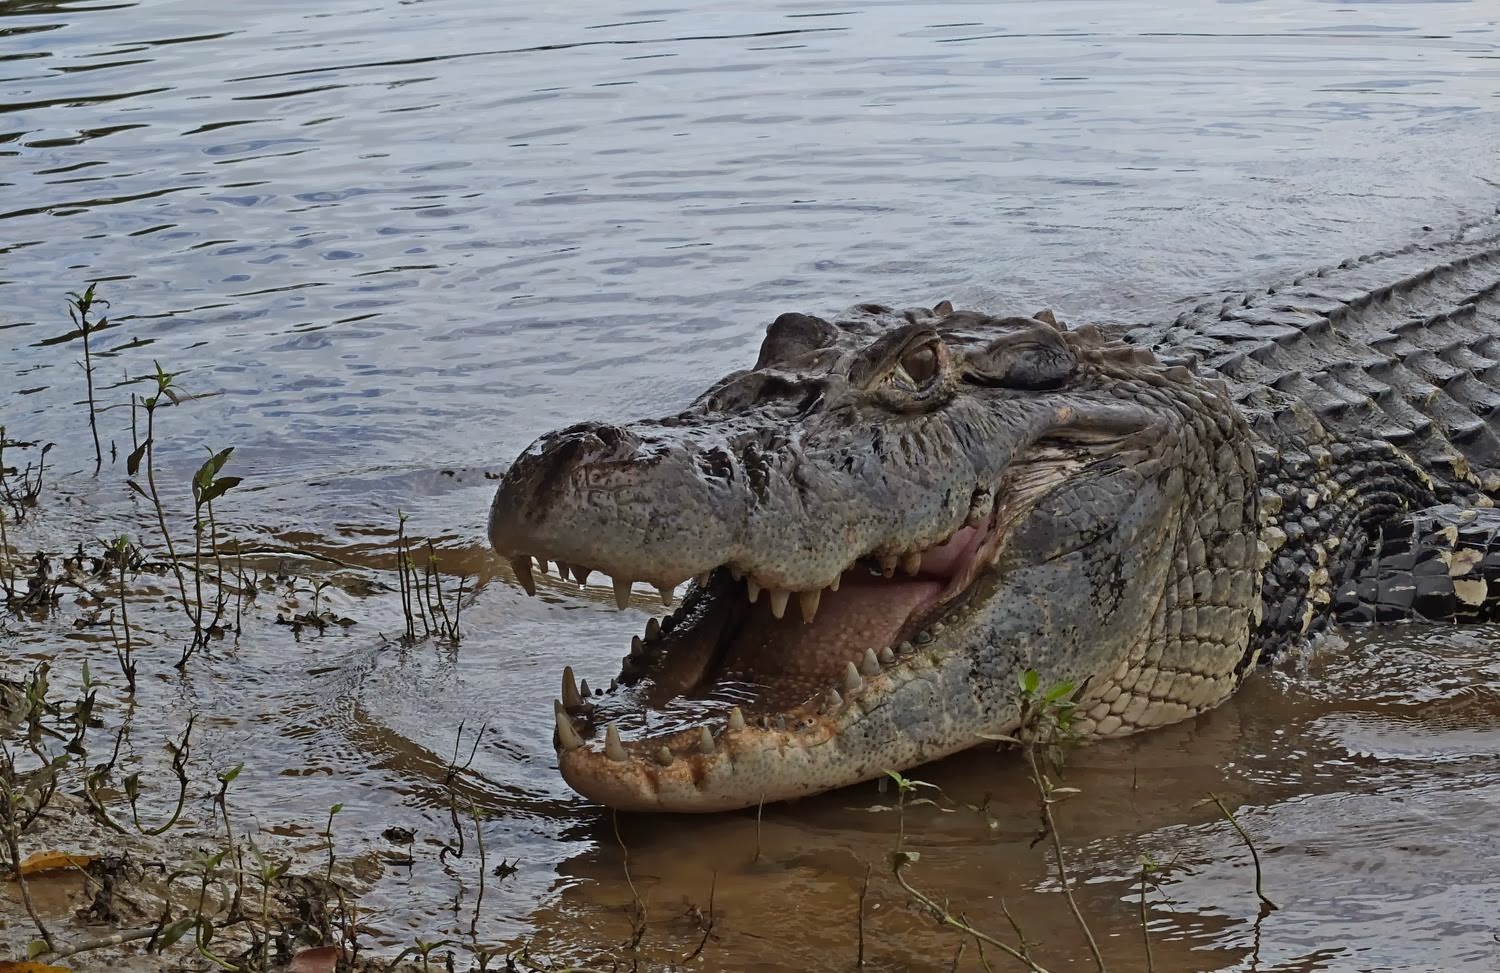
[728,707,746,731]
[824,688,843,711]
[900,552,922,576]
[605,723,627,762]
[828,573,841,592]
[655,745,674,766]
[843,662,863,692]
[880,555,898,578]
[631,635,645,658]
[562,666,584,711]
[697,727,715,754]
[746,579,761,603]
[645,617,661,641]
[510,558,536,596]
[769,590,789,619]
[860,648,881,676]
[729,566,744,581]
[613,576,632,610]
[878,646,896,665]
[897,640,914,654]
[554,701,583,750]
[656,584,674,607]
[695,572,712,587]
[798,589,821,624]
[579,678,592,698]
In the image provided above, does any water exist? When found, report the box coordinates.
[3,0,1500,968]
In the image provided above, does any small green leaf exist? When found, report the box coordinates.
[1020,669,1040,695]
[1044,681,1076,703]
[157,916,197,949]
[217,763,243,785]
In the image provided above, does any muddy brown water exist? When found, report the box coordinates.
[4,0,1500,969]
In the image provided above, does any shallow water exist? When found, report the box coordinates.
[4,0,1500,969]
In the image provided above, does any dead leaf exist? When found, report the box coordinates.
[13,851,92,877]
[287,945,339,973]
[0,961,73,972]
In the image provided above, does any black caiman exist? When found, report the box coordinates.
[488,217,1500,812]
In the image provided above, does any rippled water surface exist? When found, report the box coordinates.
[4,0,1500,969]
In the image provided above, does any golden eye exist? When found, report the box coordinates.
[896,344,938,386]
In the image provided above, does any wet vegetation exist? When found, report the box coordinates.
[0,286,1284,972]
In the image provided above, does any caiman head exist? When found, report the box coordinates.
[489,302,1260,812]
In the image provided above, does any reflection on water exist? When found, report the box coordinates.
[4,0,1500,968]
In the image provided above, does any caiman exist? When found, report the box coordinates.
[487,217,1500,812]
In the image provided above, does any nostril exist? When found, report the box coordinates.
[594,424,625,449]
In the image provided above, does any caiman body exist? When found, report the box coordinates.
[489,219,1500,812]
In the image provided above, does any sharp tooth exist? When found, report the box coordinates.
[656,584,674,607]
[605,723,627,762]
[533,556,547,573]
[697,727,715,754]
[572,565,592,586]
[553,701,583,750]
[554,560,569,579]
[631,635,645,658]
[579,678,592,698]
[828,573,841,592]
[695,571,713,587]
[510,558,536,596]
[729,566,744,581]
[769,589,789,619]
[897,640,914,654]
[613,576,632,610]
[880,555,898,578]
[878,646,896,665]
[746,579,761,603]
[824,688,843,711]
[728,707,746,731]
[900,552,922,576]
[655,745,674,766]
[798,589,821,623]
[645,617,661,641]
[774,715,787,730]
[860,648,881,677]
[843,662,863,692]
[562,666,584,711]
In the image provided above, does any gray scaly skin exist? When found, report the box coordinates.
[488,217,1500,812]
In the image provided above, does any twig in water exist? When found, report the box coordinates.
[612,809,648,952]
[1204,793,1278,915]
[856,862,871,968]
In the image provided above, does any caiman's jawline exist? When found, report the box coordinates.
[503,447,1082,812]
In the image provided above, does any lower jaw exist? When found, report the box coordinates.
[557,666,958,812]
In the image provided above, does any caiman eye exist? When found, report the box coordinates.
[890,343,939,389]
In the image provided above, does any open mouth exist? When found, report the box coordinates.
[502,443,1089,789]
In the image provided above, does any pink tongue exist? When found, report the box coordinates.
[919,526,983,576]
[719,573,941,708]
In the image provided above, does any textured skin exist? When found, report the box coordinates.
[489,218,1500,811]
